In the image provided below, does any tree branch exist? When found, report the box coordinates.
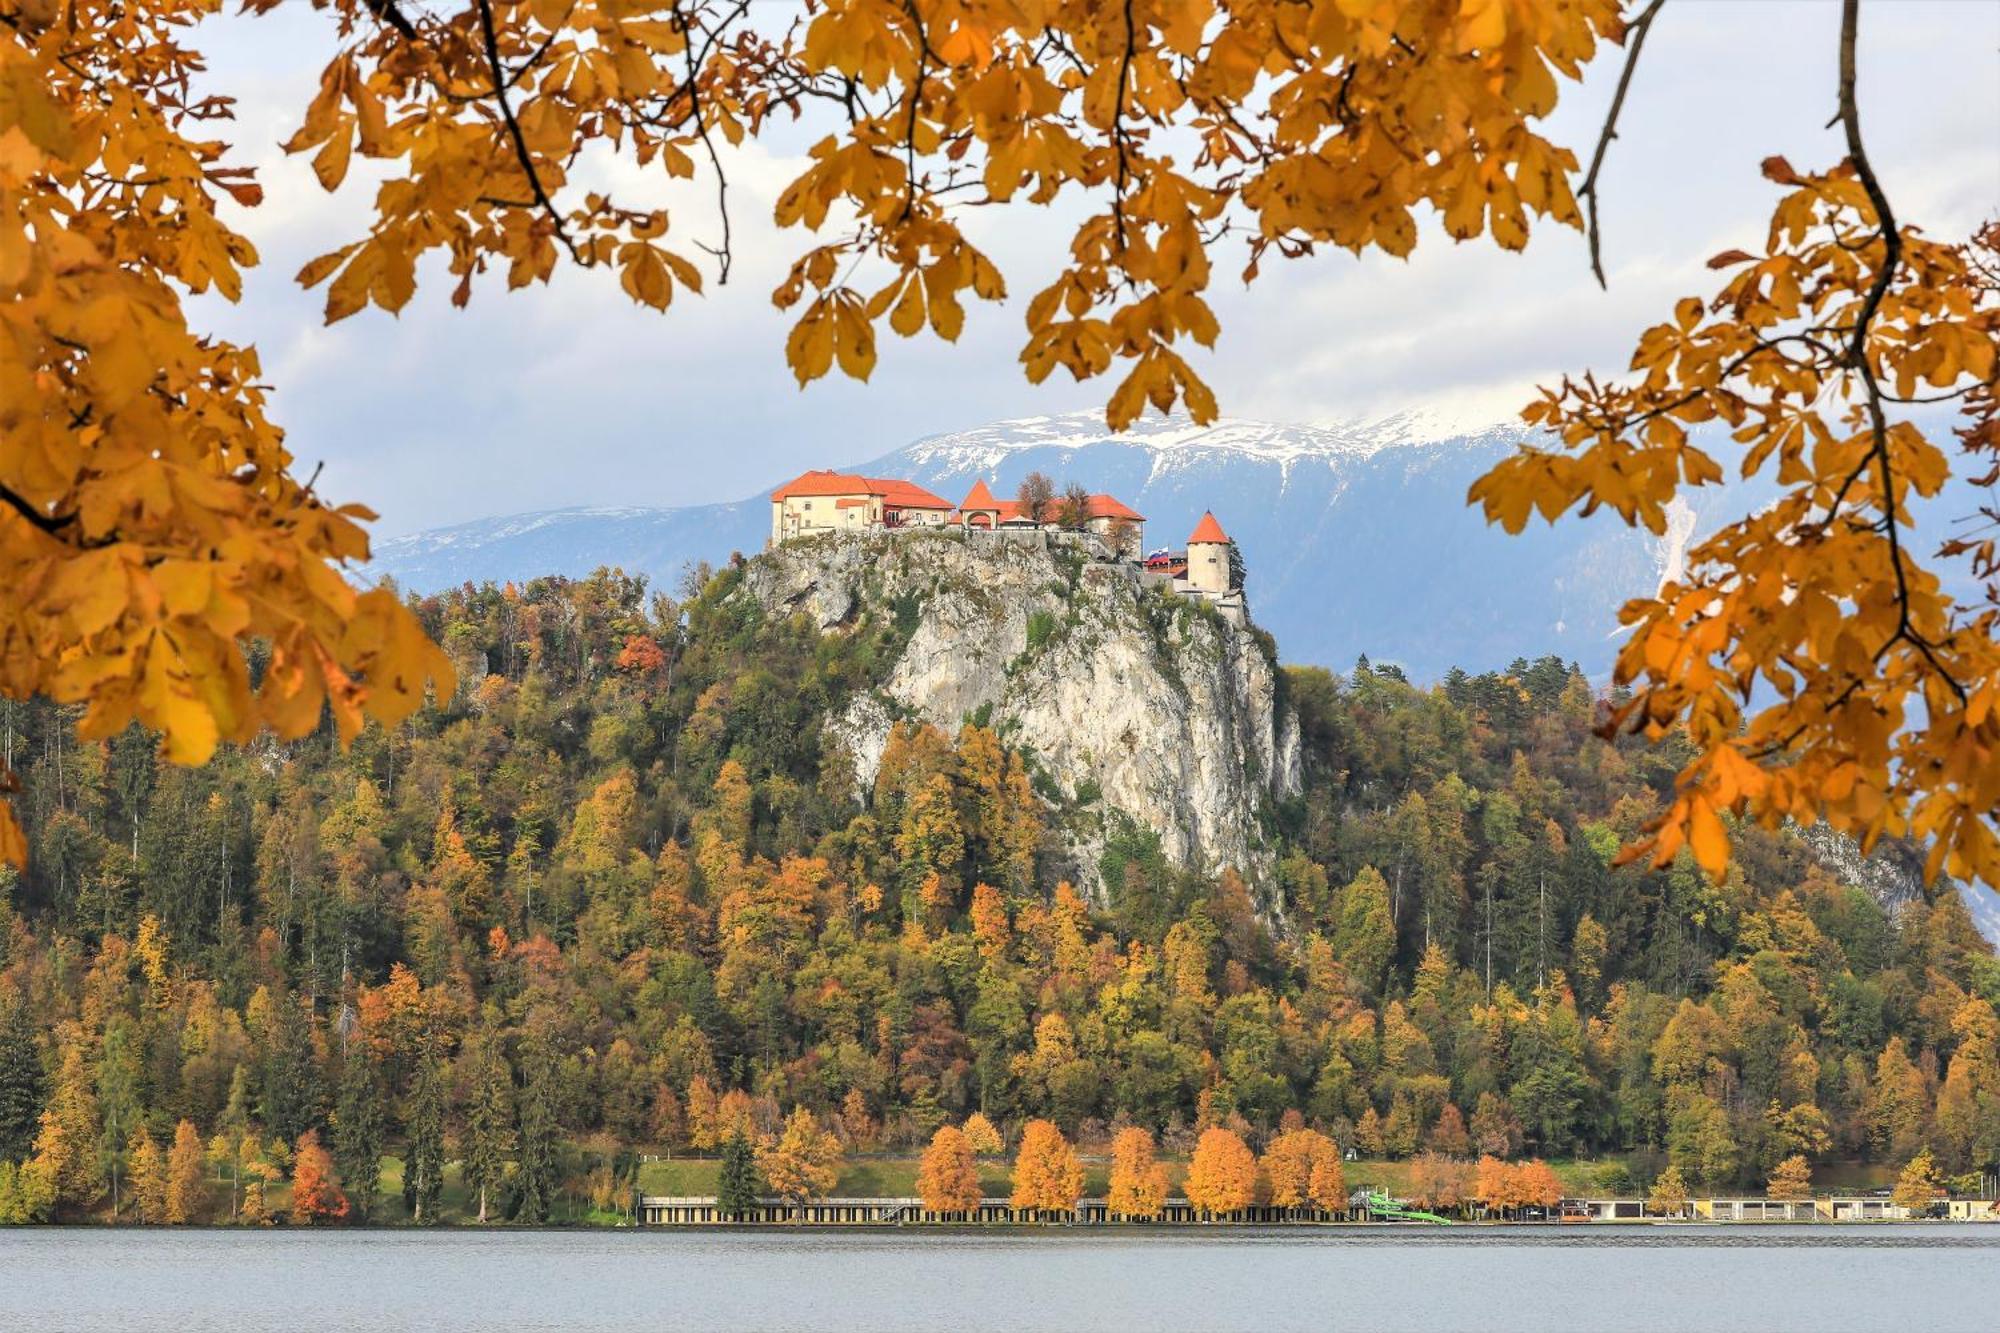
[1578,0,1666,289]
[475,0,584,264]
[1835,0,1965,703]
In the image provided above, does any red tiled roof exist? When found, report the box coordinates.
[960,479,1001,510]
[771,469,872,501]
[1085,493,1144,521]
[771,470,954,509]
[867,477,955,510]
[1188,510,1230,544]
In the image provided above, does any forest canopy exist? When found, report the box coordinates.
[1,566,1994,1222]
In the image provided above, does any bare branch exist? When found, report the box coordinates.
[475,0,585,265]
[1835,0,1965,702]
[1578,0,1666,289]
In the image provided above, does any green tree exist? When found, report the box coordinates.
[462,1034,514,1224]
[402,1053,447,1225]
[0,1000,43,1163]
[334,1049,386,1223]
[512,1037,560,1224]
[717,1132,762,1220]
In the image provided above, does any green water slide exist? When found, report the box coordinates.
[1362,1190,1455,1224]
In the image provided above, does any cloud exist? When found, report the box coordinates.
[181,2,2000,536]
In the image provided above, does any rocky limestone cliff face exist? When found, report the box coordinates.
[734,528,1302,896]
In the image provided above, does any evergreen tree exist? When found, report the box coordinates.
[403,1052,447,1224]
[461,1034,514,1224]
[262,992,321,1146]
[717,1132,762,1219]
[511,1037,559,1224]
[0,1000,43,1163]
[334,1048,386,1223]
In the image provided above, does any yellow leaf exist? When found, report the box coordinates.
[1688,796,1730,878]
[0,802,25,869]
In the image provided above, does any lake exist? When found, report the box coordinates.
[0,1225,1994,1332]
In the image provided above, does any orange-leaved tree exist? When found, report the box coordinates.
[1008,1118,1082,1221]
[916,1124,983,1215]
[1765,1154,1813,1202]
[1106,1126,1169,1220]
[6,0,1994,888]
[1260,1126,1339,1217]
[289,1130,348,1224]
[1183,1126,1257,1219]
[757,1106,843,1218]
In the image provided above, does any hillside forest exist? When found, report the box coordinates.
[1,565,1996,1224]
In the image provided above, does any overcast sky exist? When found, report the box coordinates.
[188,2,2000,536]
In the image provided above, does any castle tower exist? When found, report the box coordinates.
[1186,510,1234,595]
[958,478,1003,529]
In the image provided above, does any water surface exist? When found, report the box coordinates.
[1,1224,1994,1332]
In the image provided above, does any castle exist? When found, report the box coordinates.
[768,468,1244,612]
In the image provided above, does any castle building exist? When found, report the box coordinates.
[770,470,956,543]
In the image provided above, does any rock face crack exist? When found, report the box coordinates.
[738,530,1303,899]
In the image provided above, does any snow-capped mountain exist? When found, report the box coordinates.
[365,409,1752,679]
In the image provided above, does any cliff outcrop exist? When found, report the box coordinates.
[732,528,1302,896]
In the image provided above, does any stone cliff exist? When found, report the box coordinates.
[732,528,1302,897]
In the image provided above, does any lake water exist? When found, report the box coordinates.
[0,1225,1994,1332]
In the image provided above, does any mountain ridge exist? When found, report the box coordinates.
[372,409,1698,680]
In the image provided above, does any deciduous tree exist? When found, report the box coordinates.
[1184,1126,1257,1219]
[289,1130,348,1224]
[1648,1163,1690,1218]
[1009,1119,1082,1221]
[960,1113,1003,1158]
[916,1125,983,1215]
[164,1119,206,1224]
[1891,1148,1941,1214]
[125,1124,166,1224]
[1766,1154,1813,1202]
[759,1107,843,1220]
[1106,1126,1169,1221]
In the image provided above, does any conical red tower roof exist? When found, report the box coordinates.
[961,478,1000,510]
[1188,510,1230,544]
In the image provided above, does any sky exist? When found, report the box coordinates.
[187,2,2000,537]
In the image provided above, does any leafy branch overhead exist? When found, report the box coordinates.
[1,0,1996,887]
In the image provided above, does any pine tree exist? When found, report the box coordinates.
[512,1037,560,1224]
[462,1034,514,1224]
[334,1050,386,1223]
[716,1132,762,1219]
[403,1052,447,1224]
[0,1000,43,1164]
[262,992,322,1146]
